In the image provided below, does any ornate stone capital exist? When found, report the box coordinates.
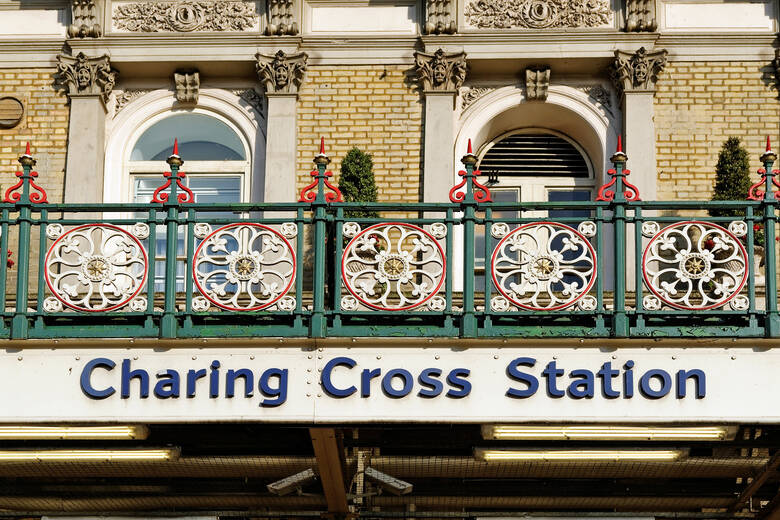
[415,48,467,92]
[609,47,667,96]
[265,0,298,35]
[56,52,117,104]
[625,0,657,31]
[255,50,308,95]
[174,70,200,104]
[525,67,550,101]
[69,0,102,37]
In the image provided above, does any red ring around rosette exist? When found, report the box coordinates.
[44,223,149,313]
[341,222,446,312]
[641,220,748,311]
[490,221,597,312]
[192,222,296,312]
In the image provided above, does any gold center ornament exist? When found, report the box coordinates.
[236,258,255,276]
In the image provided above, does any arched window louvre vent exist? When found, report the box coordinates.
[478,133,590,178]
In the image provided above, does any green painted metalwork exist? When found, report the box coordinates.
[1,140,779,339]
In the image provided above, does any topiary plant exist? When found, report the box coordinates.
[709,136,752,217]
[338,147,378,218]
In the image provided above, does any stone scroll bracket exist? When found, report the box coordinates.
[424,0,456,34]
[174,70,200,105]
[525,66,550,102]
[265,0,299,35]
[69,0,103,38]
[625,0,657,31]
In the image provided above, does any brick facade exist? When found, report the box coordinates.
[655,61,780,201]
[296,65,423,203]
[0,68,68,204]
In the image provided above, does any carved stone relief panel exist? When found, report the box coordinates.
[464,0,613,29]
[112,1,260,32]
[112,89,152,117]
[460,87,495,109]
[229,88,264,116]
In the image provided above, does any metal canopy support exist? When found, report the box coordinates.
[730,450,780,513]
[310,427,349,517]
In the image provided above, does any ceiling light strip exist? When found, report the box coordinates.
[0,425,149,439]
[0,448,179,462]
[476,449,684,462]
[484,425,733,441]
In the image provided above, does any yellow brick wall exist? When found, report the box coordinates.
[655,61,780,200]
[297,65,422,203]
[0,68,68,204]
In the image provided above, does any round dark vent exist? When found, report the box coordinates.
[479,133,590,178]
[0,97,24,129]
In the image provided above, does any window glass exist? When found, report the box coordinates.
[130,113,246,161]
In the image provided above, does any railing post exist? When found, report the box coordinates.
[152,139,195,339]
[748,137,780,336]
[596,136,641,338]
[299,138,343,338]
[5,143,48,339]
[450,140,491,338]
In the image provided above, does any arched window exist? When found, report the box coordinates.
[477,128,595,205]
[129,112,250,204]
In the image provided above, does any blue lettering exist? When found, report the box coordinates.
[418,368,443,398]
[676,369,706,399]
[639,369,672,399]
[80,357,116,399]
[121,359,149,398]
[154,369,180,398]
[321,357,357,398]
[382,369,414,398]
[446,368,471,398]
[506,357,538,398]
[259,368,288,407]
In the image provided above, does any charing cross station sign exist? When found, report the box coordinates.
[0,346,770,423]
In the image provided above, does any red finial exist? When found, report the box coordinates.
[172,138,179,156]
[319,137,325,155]
[467,139,473,154]
[767,136,772,152]
[24,142,31,156]
[617,135,623,153]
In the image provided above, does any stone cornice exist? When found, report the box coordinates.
[0,39,66,68]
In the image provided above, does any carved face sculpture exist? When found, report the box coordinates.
[274,64,289,87]
[76,65,91,89]
[432,62,447,86]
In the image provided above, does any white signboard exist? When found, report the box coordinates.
[0,346,773,423]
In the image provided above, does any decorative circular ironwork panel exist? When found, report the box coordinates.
[44,224,148,312]
[193,223,296,311]
[490,222,596,311]
[642,220,748,310]
[341,223,446,311]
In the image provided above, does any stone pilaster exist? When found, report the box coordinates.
[56,52,117,203]
[257,51,308,202]
[416,49,467,202]
[609,47,667,201]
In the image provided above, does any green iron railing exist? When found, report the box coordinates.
[1,138,779,340]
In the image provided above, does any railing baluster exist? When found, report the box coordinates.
[34,209,48,332]
[0,208,10,333]
[759,146,779,336]
[633,207,645,333]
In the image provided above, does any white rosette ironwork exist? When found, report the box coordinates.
[341,222,446,311]
[490,222,597,311]
[642,221,748,310]
[44,224,149,312]
[193,223,296,311]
